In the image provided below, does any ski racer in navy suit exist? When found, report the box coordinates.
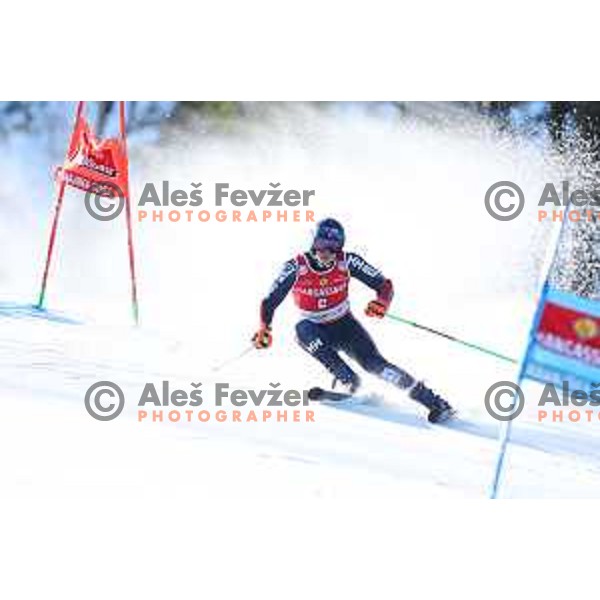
[252,218,455,423]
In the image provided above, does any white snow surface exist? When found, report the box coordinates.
[2,298,600,500]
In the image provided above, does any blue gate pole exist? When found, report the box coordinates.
[488,197,577,498]
[489,281,550,499]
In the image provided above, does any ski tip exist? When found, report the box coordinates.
[307,386,326,401]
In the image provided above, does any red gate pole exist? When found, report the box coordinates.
[36,101,85,310]
[36,179,67,309]
[119,101,140,325]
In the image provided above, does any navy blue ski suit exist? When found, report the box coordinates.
[259,251,415,389]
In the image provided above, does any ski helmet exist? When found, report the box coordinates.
[312,218,345,252]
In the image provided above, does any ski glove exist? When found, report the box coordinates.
[365,299,388,319]
[252,325,273,349]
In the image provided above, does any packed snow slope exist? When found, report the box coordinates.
[3,300,600,499]
[2,103,600,498]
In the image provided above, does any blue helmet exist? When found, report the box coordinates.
[312,218,345,252]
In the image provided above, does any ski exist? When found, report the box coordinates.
[428,406,458,424]
[307,386,355,402]
[309,386,458,424]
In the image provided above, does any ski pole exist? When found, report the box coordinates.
[385,313,518,364]
[211,345,254,373]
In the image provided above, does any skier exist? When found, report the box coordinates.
[251,218,455,423]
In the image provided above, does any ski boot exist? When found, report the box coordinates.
[332,367,361,395]
[409,381,455,423]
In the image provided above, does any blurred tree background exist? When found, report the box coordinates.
[1,101,599,159]
[1,100,599,297]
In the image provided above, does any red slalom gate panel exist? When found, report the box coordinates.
[36,101,139,324]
